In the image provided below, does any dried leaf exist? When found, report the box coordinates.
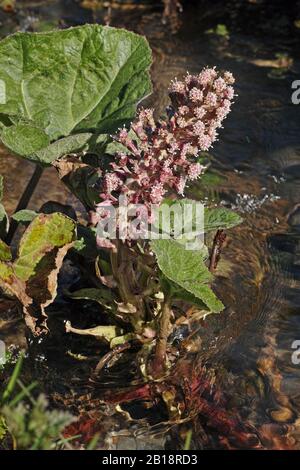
[53,156,100,210]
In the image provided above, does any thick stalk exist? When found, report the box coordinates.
[151,296,172,378]
[110,241,129,303]
[6,164,44,244]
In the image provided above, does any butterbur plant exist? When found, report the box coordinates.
[0,25,242,380]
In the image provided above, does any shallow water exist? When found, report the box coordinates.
[0,0,300,449]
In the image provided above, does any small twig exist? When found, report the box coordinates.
[286,202,300,223]
[209,229,227,272]
[6,164,44,244]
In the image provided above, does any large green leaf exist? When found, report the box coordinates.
[159,273,209,311]
[0,25,152,162]
[0,213,76,335]
[151,239,224,313]
[1,124,50,157]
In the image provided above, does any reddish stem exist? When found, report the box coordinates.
[209,229,227,272]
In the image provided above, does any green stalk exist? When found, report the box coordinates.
[183,429,193,450]
[1,354,23,404]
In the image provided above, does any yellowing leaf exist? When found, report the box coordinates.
[0,213,76,335]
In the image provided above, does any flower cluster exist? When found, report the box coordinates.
[92,67,235,250]
[98,68,234,212]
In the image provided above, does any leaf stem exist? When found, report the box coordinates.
[6,164,44,244]
[91,342,131,379]
[151,296,172,378]
[209,229,227,272]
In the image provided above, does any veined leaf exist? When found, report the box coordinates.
[14,213,75,281]
[0,213,76,335]
[159,273,209,311]
[0,25,152,162]
[204,207,243,232]
[151,239,224,313]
